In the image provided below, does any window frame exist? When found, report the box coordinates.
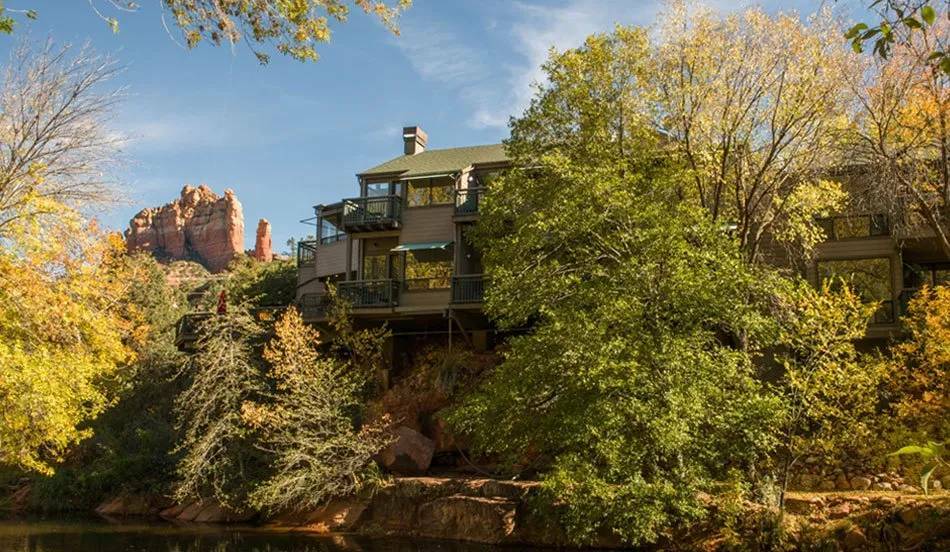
[405,177,455,208]
[399,248,454,291]
[816,256,895,324]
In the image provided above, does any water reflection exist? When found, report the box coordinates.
[0,518,527,552]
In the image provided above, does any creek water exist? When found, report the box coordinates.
[0,517,543,551]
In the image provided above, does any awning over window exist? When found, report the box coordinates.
[391,241,453,252]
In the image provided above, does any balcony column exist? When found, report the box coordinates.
[454,225,462,273]
[345,234,353,281]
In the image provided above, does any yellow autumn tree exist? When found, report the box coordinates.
[849,16,950,258]
[0,198,139,474]
[653,2,857,263]
[882,285,950,440]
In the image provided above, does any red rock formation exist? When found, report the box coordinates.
[253,218,273,262]
[125,185,244,272]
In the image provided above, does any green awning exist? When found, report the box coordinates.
[391,241,453,252]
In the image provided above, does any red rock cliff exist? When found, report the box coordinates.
[125,185,245,272]
[253,218,273,262]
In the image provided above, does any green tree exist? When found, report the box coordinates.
[880,285,950,441]
[246,308,389,513]
[449,30,781,546]
[1,1,411,65]
[173,307,268,510]
[770,282,881,508]
[28,254,190,508]
[226,255,297,308]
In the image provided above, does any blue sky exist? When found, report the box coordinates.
[1,0,869,251]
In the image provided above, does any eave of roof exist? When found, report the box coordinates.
[358,143,509,178]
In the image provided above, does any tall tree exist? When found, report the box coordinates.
[0,41,123,235]
[450,31,781,546]
[246,308,389,513]
[173,308,268,510]
[653,4,857,263]
[848,16,950,257]
[770,282,881,509]
[0,210,139,474]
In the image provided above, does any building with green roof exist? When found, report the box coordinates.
[295,126,509,354]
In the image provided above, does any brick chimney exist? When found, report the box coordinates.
[403,126,427,155]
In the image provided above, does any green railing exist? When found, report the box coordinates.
[341,195,402,231]
[455,187,484,216]
[338,279,400,308]
[299,292,329,318]
[404,276,451,290]
[297,240,317,267]
[451,274,484,304]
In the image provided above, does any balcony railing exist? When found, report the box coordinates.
[299,292,329,318]
[338,279,400,308]
[816,214,889,241]
[455,187,484,216]
[404,276,451,291]
[341,195,402,232]
[297,240,317,267]
[451,274,484,304]
[174,307,285,350]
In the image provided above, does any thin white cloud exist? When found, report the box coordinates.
[394,17,490,84]
[470,0,661,129]
[395,0,868,131]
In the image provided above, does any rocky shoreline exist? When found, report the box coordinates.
[86,476,950,550]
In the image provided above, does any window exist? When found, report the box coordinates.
[406,178,454,207]
[818,258,893,323]
[468,169,505,188]
[817,214,889,240]
[319,217,344,244]
[402,248,453,290]
[366,182,392,197]
[363,255,389,280]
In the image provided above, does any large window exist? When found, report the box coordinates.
[403,248,453,290]
[319,216,344,244]
[468,168,506,188]
[407,178,454,207]
[904,262,950,289]
[816,214,889,241]
[365,182,401,197]
[363,255,390,280]
[818,258,893,323]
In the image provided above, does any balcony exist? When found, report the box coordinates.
[455,187,484,217]
[341,195,402,232]
[816,214,889,241]
[297,240,317,268]
[451,274,484,304]
[338,279,400,308]
[299,292,329,318]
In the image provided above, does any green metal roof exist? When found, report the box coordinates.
[358,143,508,178]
